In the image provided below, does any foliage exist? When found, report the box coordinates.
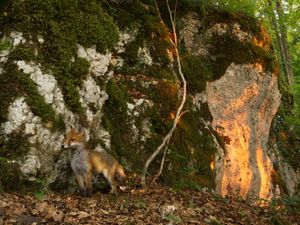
[209,0,257,16]
[258,1,300,112]
[261,0,300,170]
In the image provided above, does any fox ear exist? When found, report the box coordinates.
[76,124,90,141]
[65,122,73,132]
[76,124,85,134]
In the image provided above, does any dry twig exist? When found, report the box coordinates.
[141,0,187,186]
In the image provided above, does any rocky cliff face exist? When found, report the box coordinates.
[0,0,298,199]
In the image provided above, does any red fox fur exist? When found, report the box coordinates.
[62,125,126,196]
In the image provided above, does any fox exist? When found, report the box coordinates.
[62,124,126,197]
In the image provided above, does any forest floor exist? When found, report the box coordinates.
[0,180,299,225]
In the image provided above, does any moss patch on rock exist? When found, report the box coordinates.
[102,79,135,162]
[0,129,43,192]
[110,1,172,69]
[0,158,24,192]
[161,99,217,189]
[0,58,63,130]
[0,128,30,159]
[1,0,118,116]
[0,39,10,51]
[205,9,260,34]
[208,32,277,80]
[182,55,213,94]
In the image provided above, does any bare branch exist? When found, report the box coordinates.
[141,0,187,186]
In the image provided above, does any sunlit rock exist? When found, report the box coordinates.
[207,63,281,199]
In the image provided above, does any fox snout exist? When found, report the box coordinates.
[61,143,70,149]
[116,167,127,184]
[61,138,71,149]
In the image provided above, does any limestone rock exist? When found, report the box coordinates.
[20,153,41,180]
[16,60,66,115]
[1,97,34,135]
[207,63,281,199]
[77,44,111,77]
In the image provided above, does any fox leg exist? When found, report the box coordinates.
[108,171,117,194]
[75,174,87,196]
[84,172,93,196]
[103,168,117,194]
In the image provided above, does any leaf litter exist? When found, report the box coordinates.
[0,180,299,225]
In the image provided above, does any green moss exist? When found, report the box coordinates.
[0,130,43,192]
[109,0,155,30]
[9,43,36,61]
[208,33,277,79]
[161,101,216,189]
[0,158,24,192]
[110,1,171,68]
[102,79,133,159]
[0,60,63,129]
[121,31,170,70]
[0,62,23,123]
[209,35,250,79]
[205,8,260,34]
[0,129,30,159]
[248,41,278,73]
[182,55,213,93]
[156,67,176,81]
[101,76,179,171]
[0,39,11,51]
[71,57,90,85]
[2,0,118,115]
[147,80,179,125]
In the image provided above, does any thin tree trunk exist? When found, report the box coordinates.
[275,0,293,85]
[267,0,285,67]
[266,0,293,86]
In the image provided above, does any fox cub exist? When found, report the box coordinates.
[62,124,126,197]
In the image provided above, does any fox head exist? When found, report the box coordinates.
[62,124,87,149]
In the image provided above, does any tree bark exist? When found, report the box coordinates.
[267,0,293,85]
[276,0,293,84]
